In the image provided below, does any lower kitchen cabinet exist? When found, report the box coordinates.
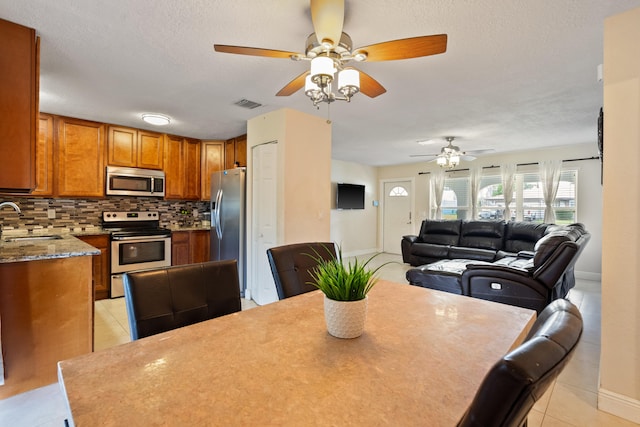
[77,234,110,300]
[191,230,210,263]
[171,230,210,266]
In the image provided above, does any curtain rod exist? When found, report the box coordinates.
[418,156,599,175]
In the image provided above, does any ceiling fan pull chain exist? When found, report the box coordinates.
[326,103,332,124]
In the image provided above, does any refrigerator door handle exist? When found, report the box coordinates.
[215,189,223,240]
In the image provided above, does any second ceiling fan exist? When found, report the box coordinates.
[214,0,447,103]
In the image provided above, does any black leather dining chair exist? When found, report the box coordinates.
[123,260,241,340]
[266,242,337,300]
[457,298,583,427]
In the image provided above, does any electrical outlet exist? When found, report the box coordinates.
[47,208,56,219]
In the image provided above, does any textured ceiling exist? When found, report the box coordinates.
[1,0,639,166]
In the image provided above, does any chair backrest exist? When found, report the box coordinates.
[123,260,241,340]
[266,242,337,300]
[457,298,583,427]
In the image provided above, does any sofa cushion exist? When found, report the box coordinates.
[449,246,497,262]
[458,220,505,251]
[504,221,549,253]
[411,242,450,259]
[419,219,462,246]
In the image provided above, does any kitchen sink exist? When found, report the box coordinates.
[4,235,64,242]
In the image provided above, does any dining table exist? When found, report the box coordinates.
[58,280,536,426]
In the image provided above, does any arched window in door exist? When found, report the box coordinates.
[389,186,409,197]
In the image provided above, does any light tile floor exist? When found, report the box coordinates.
[1,253,638,426]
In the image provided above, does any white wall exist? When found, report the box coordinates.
[378,143,603,277]
[330,160,378,257]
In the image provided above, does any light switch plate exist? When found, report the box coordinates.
[47,208,56,219]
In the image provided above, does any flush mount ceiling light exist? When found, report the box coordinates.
[142,114,170,126]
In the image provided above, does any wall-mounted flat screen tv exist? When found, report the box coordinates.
[336,183,365,209]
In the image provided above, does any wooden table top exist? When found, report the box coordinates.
[58,280,536,426]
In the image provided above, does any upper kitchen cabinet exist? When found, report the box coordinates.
[183,138,201,200]
[31,113,55,196]
[164,136,201,200]
[224,134,247,169]
[0,19,39,193]
[200,140,224,200]
[55,116,106,197]
[107,126,163,170]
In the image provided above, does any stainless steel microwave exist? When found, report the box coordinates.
[106,166,165,197]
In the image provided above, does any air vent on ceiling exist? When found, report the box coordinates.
[234,99,262,109]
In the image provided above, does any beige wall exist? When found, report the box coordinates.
[378,143,603,277]
[330,160,378,256]
[599,7,640,423]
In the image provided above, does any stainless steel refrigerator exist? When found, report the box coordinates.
[210,167,246,296]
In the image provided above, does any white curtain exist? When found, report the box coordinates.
[430,170,445,219]
[469,167,482,220]
[540,160,562,223]
[501,163,516,221]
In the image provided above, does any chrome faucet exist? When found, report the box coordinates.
[0,201,22,239]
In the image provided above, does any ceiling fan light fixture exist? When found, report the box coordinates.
[338,68,359,96]
[141,113,170,126]
[305,75,321,96]
[310,57,335,86]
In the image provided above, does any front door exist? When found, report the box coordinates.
[383,180,413,254]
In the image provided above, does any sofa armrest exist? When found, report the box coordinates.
[462,264,549,312]
[401,235,418,264]
[402,235,418,244]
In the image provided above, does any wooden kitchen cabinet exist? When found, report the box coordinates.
[183,138,201,199]
[55,116,106,197]
[107,125,163,170]
[0,19,38,192]
[77,234,110,300]
[191,230,210,263]
[164,136,201,200]
[224,134,247,169]
[171,230,210,266]
[171,231,191,266]
[200,140,224,200]
[31,113,55,196]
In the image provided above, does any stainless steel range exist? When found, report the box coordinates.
[102,211,172,298]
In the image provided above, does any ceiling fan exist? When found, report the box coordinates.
[213,0,447,103]
[410,137,493,168]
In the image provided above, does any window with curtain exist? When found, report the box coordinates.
[441,177,470,220]
[443,170,577,223]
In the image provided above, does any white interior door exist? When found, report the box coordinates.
[250,142,279,305]
[383,180,413,254]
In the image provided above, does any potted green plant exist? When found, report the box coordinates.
[307,245,389,338]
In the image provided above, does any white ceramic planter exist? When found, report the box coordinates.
[323,296,368,339]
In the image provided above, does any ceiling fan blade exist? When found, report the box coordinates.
[409,154,439,158]
[310,0,344,47]
[354,34,447,62]
[461,155,477,161]
[214,44,298,59]
[356,69,387,98]
[465,148,494,155]
[276,71,309,96]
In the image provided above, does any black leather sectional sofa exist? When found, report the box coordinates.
[402,220,590,313]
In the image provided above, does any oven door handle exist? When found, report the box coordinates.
[111,234,171,242]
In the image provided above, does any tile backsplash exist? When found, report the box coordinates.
[0,197,210,232]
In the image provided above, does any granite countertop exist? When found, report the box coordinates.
[0,234,100,264]
[0,224,210,263]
